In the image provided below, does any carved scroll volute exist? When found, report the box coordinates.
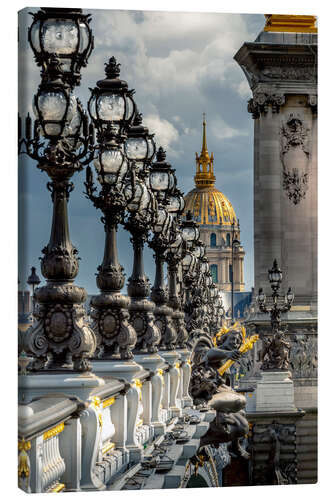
[280,113,310,205]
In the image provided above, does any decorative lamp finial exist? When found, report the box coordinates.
[104,57,121,78]
[156,146,166,162]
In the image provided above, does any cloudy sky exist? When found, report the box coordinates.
[18,8,265,294]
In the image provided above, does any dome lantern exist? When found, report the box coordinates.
[194,113,215,189]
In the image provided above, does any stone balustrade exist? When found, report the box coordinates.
[18,345,200,493]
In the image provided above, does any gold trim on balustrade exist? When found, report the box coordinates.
[43,422,65,441]
[18,438,31,451]
[18,439,31,478]
[102,397,115,409]
[102,441,116,455]
[89,397,103,427]
[50,483,65,493]
[133,378,143,388]
[136,418,143,428]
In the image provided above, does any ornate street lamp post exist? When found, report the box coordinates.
[123,177,161,354]
[256,259,294,370]
[165,222,188,349]
[231,221,240,322]
[148,148,179,350]
[84,57,138,360]
[19,8,96,372]
[181,212,200,336]
[256,259,294,332]
[27,266,41,315]
[28,7,94,89]
[121,117,161,355]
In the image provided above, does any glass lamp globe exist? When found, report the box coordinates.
[149,147,175,198]
[193,245,201,259]
[182,252,196,273]
[182,226,197,242]
[170,232,183,254]
[181,211,200,243]
[125,137,148,161]
[286,287,294,304]
[124,181,151,213]
[33,85,71,138]
[94,146,128,186]
[88,57,136,139]
[62,96,85,142]
[154,208,172,235]
[125,113,156,166]
[200,260,209,274]
[167,192,185,216]
[29,8,93,86]
[268,259,282,286]
[256,287,266,305]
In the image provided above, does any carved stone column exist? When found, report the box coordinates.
[235,26,318,423]
[234,27,317,320]
[235,20,317,484]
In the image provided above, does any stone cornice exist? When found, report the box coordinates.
[234,42,317,91]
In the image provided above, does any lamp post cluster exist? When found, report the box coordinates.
[18,7,226,374]
[181,212,225,339]
[256,259,294,371]
[256,259,294,332]
[231,221,240,321]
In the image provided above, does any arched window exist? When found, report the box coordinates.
[226,233,231,247]
[210,233,217,247]
[229,264,233,282]
[210,264,218,283]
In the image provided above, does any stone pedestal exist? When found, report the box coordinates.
[247,409,305,485]
[256,370,297,413]
[18,371,106,404]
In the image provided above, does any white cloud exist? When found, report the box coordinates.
[210,116,249,140]
[143,114,179,150]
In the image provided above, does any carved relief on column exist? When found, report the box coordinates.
[248,92,286,119]
[280,112,311,205]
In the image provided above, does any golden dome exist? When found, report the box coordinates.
[184,115,237,226]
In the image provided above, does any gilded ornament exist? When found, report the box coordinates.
[184,116,237,226]
[43,422,65,441]
[264,14,317,33]
[90,397,103,427]
[102,441,116,455]
[18,439,31,479]
[102,396,115,409]
[50,483,65,493]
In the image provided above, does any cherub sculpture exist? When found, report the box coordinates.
[190,326,258,459]
[260,329,290,370]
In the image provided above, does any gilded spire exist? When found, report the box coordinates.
[202,113,208,155]
[195,114,215,189]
